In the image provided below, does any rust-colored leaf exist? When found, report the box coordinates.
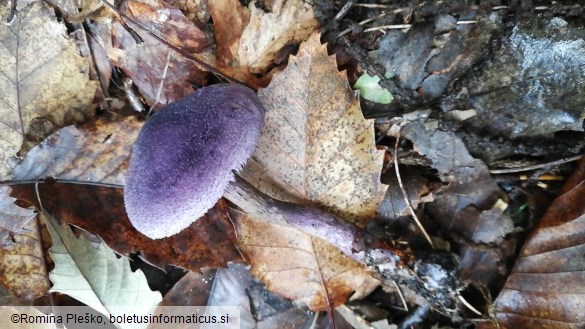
[122,0,208,54]
[0,1,99,180]
[479,157,585,329]
[10,183,242,271]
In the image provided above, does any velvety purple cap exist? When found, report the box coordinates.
[124,84,265,239]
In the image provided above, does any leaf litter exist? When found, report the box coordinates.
[0,1,584,328]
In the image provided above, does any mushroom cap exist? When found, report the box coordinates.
[124,84,265,239]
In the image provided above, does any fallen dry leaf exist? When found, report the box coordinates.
[245,32,387,224]
[10,182,242,272]
[12,117,140,185]
[0,1,99,180]
[401,121,515,288]
[159,265,257,328]
[234,210,380,311]
[210,0,318,85]
[0,186,36,234]
[0,209,48,303]
[45,212,162,318]
[479,156,585,329]
[112,0,212,106]
[234,32,386,311]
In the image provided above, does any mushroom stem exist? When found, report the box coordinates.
[224,175,374,263]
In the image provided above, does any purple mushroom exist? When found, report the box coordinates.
[124,84,265,239]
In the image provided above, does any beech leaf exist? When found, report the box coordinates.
[233,210,380,311]
[479,157,585,329]
[243,32,387,224]
[234,32,386,311]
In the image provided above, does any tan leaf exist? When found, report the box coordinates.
[0,1,99,180]
[235,32,386,311]
[243,32,387,224]
[234,211,380,311]
[0,209,49,303]
[210,0,318,81]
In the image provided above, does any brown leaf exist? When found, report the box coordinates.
[111,0,212,106]
[10,182,242,271]
[481,157,585,329]
[0,214,49,303]
[0,1,99,180]
[234,210,380,311]
[243,32,387,224]
[164,0,210,27]
[12,117,140,185]
[210,0,318,82]
[122,0,208,54]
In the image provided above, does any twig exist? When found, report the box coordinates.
[393,126,434,248]
[148,49,173,115]
[334,1,354,21]
[353,3,397,9]
[363,20,477,33]
[457,295,482,316]
[489,155,582,174]
[363,24,412,33]
[392,280,409,312]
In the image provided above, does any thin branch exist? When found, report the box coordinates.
[489,155,582,174]
[393,127,434,248]
[458,294,482,316]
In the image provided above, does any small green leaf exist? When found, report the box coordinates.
[354,73,393,104]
